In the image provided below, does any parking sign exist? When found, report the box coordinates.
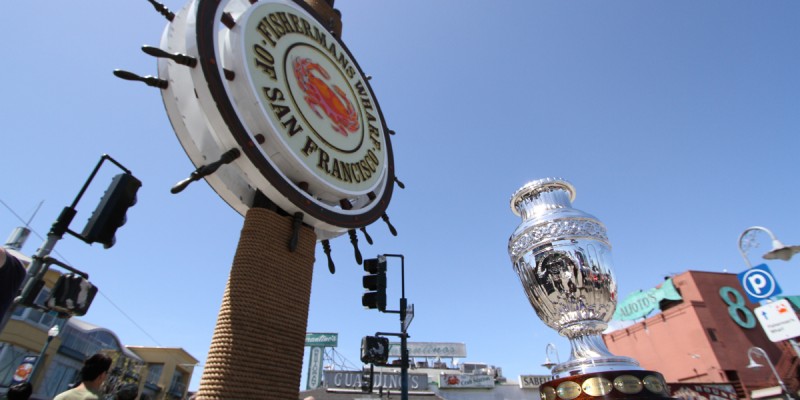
[738,264,782,303]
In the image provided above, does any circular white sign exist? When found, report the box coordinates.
[157,0,395,237]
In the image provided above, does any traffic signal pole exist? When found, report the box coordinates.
[0,155,136,335]
[381,254,409,400]
[0,213,69,334]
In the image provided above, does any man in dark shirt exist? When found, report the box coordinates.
[0,247,27,322]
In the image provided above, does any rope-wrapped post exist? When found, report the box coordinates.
[196,208,316,399]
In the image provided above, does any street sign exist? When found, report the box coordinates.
[403,303,415,332]
[754,299,800,342]
[737,264,782,303]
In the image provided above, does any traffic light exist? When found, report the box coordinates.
[361,336,390,365]
[81,173,141,248]
[362,256,386,311]
[46,273,98,316]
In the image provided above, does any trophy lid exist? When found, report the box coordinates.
[510,177,576,217]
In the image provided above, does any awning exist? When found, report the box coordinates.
[751,386,783,399]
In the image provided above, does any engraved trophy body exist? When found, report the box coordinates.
[508,178,673,400]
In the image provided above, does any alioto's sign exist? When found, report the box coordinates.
[158,0,395,236]
[613,278,682,321]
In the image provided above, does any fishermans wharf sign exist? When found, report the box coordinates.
[158,0,395,235]
[233,2,387,193]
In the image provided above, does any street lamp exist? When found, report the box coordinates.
[738,226,800,267]
[738,227,800,358]
[541,343,560,371]
[746,346,791,399]
[28,324,60,384]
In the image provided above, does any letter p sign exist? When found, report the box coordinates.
[737,264,782,303]
[747,275,768,294]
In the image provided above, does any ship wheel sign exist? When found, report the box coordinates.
[116,0,400,263]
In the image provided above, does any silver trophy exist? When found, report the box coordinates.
[508,177,641,377]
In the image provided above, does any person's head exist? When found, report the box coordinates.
[80,353,113,383]
[115,383,139,400]
[7,381,33,400]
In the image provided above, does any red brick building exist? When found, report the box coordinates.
[603,270,799,399]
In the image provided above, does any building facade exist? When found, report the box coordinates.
[1,314,198,400]
[603,270,800,399]
[0,245,197,400]
[301,358,532,400]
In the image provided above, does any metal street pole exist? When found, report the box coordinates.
[0,154,134,336]
[747,346,792,399]
[0,213,71,335]
[382,254,409,400]
[28,324,60,384]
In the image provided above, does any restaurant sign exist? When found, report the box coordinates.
[669,383,737,400]
[324,370,429,390]
[613,278,682,321]
[388,342,466,358]
[439,373,495,389]
[305,332,338,347]
[519,375,551,389]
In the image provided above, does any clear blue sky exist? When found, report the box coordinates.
[2,0,799,392]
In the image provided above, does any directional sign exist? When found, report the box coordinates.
[755,299,800,342]
[738,264,782,303]
[403,303,415,332]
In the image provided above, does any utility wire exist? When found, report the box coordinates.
[2,198,201,374]
[0,198,70,262]
[0,197,187,360]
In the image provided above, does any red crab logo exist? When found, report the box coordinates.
[447,376,460,385]
[292,57,359,136]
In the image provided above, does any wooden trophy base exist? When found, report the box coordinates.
[539,369,676,400]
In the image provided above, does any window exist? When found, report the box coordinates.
[707,328,718,342]
[169,371,186,397]
[11,288,56,328]
[146,364,163,386]
[42,361,79,397]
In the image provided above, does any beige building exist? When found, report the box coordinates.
[127,346,198,400]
